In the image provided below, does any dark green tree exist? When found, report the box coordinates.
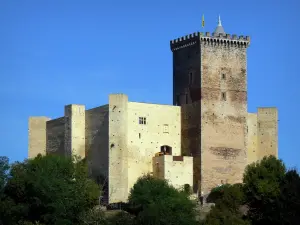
[1,154,100,225]
[0,156,9,193]
[127,174,198,225]
[203,183,249,225]
[243,155,286,225]
[275,169,300,225]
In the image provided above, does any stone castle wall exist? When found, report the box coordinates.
[85,105,109,183]
[247,113,258,165]
[257,107,278,159]
[64,105,86,159]
[126,101,181,197]
[200,37,248,194]
[28,116,50,158]
[46,117,65,155]
[152,155,193,190]
[108,94,129,203]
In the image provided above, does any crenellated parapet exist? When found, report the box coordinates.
[170,32,250,51]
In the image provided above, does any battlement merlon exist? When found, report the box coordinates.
[170,32,250,51]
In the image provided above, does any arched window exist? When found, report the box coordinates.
[160,145,172,155]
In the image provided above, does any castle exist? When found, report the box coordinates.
[28,17,278,204]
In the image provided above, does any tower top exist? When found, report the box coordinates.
[214,15,225,36]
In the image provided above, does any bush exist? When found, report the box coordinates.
[127,174,198,225]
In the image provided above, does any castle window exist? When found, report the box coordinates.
[186,94,188,104]
[222,92,226,101]
[163,124,169,133]
[222,73,226,79]
[139,117,146,125]
[176,95,180,106]
[189,72,193,84]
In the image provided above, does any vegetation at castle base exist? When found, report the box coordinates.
[202,155,300,225]
[124,174,199,225]
[1,154,300,225]
[0,154,101,225]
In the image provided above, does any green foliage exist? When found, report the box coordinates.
[277,169,300,224]
[78,208,108,225]
[183,183,192,195]
[203,183,248,225]
[0,156,10,193]
[108,211,135,225]
[128,174,198,225]
[206,184,231,203]
[1,154,100,225]
[243,156,286,224]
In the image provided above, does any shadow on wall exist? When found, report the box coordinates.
[46,117,65,156]
[181,101,202,193]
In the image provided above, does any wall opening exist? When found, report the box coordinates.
[139,117,147,125]
[163,124,169,133]
[189,72,193,84]
[222,92,226,101]
[176,95,180,106]
[160,145,172,155]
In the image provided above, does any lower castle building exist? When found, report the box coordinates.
[28,17,278,204]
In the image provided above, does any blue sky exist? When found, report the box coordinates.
[0,0,299,168]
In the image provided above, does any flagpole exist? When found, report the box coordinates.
[202,14,205,33]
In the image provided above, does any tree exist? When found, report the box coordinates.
[243,155,286,225]
[0,156,9,194]
[0,156,14,225]
[1,154,101,225]
[126,174,198,225]
[203,183,249,225]
[275,169,300,225]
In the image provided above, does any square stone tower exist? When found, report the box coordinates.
[170,16,251,195]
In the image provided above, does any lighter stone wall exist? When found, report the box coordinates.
[152,155,193,190]
[28,116,50,159]
[200,42,248,195]
[64,105,86,159]
[257,107,278,159]
[108,94,129,203]
[127,102,181,196]
[247,113,258,164]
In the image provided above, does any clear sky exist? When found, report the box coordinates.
[0,0,299,168]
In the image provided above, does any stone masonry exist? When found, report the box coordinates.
[28,17,278,204]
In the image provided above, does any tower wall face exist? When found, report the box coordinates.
[172,36,201,105]
[85,105,109,185]
[64,105,86,159]
[108,94,129,203]
[247,113,258,164]
[28,117,50,158]
[200,41,248,194]
[257,107,278,159]
[46,117,65,155]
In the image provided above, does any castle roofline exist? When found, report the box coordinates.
[170,32,250,51]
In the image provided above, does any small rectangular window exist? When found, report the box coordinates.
[222,92,226,101]
[139,117,146,125]
[163,124,169,133]
[222,73,226,79]
[176,95,180,106]
[189,72,193,84]
[186,94,188,104]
